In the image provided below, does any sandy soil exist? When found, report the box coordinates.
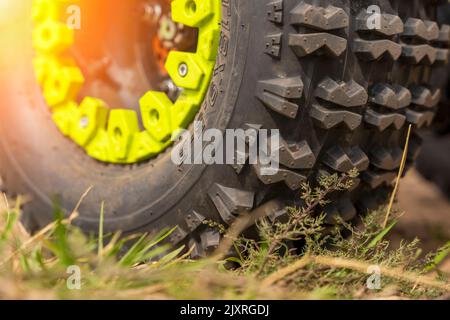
[392,170,450,272]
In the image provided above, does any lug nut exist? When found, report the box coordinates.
[79,116,89,128]
[178,63,188,77]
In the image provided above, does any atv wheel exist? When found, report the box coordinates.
[0,0,449,256]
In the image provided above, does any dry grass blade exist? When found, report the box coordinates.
[383,125,411,228]
[262,255,311,287]
[98,200,105,259]
[263,255,449,292]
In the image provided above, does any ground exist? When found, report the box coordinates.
[394,169,450,272]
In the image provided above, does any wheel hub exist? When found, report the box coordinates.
[32,0,221,164]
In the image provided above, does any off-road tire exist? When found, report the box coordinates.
[0,0,449,256]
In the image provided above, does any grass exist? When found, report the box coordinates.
[0,126,448,300]
[0,169,449,300]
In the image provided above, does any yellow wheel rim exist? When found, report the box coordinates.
[32,0,221,163]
